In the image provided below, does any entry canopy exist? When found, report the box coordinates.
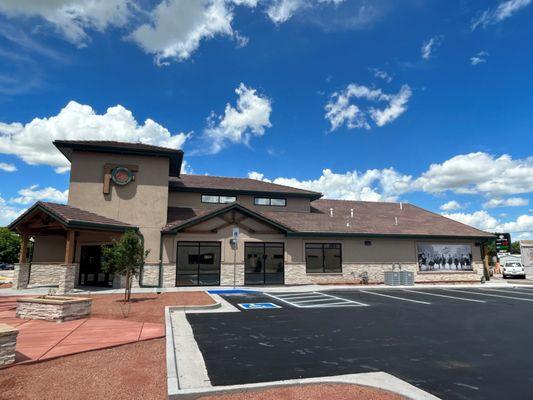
[8,201,135,235]
[163,202,293,234]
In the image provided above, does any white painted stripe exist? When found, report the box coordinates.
[483,288,533,296]
[291,297,346,304]
[315,292,369,306]
[264,293,305,308]
[444,289,533,302]
[277,295,325,300]
[360,290,431,305]
[299,303,364,308]
[402,289,486,303]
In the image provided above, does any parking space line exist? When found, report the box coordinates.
[293,297,343,303]
[316,292,369,306]
[402,289,486,303]
[483,288,533,296]
[359,290,431,304]
[276,294,325,300]
[265,291,368,308]
[444,289,533,302]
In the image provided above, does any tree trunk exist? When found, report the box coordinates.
[124,271,131,302]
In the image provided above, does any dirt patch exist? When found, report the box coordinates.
[81,291,214,323]
[0,338,166,400]
[198,383,407,400]
[0,283,12,289]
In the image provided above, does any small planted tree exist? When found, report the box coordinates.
[101,229,150,302]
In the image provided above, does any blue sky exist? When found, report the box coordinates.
[0,0,532,239]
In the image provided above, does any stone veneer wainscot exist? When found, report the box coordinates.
[0,324,18,366]
[17,296,92,322]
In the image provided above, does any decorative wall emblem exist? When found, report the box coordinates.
[103,164,138,194]
[111,167,134,186]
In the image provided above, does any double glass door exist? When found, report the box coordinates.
[244,242,284,285]
[176,242,221,286]
[79,245,113,287]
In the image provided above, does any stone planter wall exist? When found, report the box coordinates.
[0,324,17,366]
[17,296,92,322]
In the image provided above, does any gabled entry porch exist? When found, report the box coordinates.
[162,203,291,286]
[8,202,135,293]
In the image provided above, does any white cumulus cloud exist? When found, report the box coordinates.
[0,162,16,172]
[0,0,133,46]
[0,195,23,226]
[248,167,412,202]
[440,200,464,211]
[0,101,189,173]
[203,83,272,154]
[266,0,345,24]
[10,185,68,205]
[483,197,529,209]
[130,0,256,65]
[414,153,533,197]
[472,0,532,30]
[444,210,533,238]
[325,83,412,131]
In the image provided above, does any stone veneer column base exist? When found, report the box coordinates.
[220,263,244,286]
[13,263,30,290]
[0,323,18,366]
[57,264,76,294]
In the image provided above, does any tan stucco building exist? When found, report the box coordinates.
[9,140,495,292]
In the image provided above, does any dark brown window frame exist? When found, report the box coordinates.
[305,243,342,273]
[201,194,237,204]
[253,197,287,207]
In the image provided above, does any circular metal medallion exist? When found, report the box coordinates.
[111,167,133,186]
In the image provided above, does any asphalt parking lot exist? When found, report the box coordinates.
[187,286,533,400]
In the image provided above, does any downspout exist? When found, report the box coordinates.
[158,232,164,290]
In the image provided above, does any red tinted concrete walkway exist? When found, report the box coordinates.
[0,297,164,364]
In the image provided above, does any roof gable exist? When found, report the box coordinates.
[9,202,135,233]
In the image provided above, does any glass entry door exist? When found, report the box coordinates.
[176,242,221,286]
[245,242,284,285]
[79,245,113,287]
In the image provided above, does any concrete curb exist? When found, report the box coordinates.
[165,292,239,397]
[169,371,440,400]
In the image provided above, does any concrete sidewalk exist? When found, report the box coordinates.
[0,280,521,297]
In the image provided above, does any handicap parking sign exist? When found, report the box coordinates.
[238,302,282,310]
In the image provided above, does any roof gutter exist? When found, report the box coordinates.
[286,232,496,240]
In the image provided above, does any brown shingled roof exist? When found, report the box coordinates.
[169,174,322,199]
[164,200,494,238]
[261,199,494,238]
[8,202,135,232]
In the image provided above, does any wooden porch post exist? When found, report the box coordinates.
[64,230,76,265]
[19,234,29,264]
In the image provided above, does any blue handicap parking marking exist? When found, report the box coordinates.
[238,302,282,310]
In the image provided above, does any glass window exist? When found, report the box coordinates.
[270,198,286,206]
[254,197,287,206]
[254,197,270,205]
[219,196,236,203]
[177,242,220,286]
[202,194,237,204]
[202,195,219,203]
[305,243,342,273]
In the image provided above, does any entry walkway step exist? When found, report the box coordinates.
[266,291,368,308]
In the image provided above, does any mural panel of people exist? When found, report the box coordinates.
[418,244,473,271]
